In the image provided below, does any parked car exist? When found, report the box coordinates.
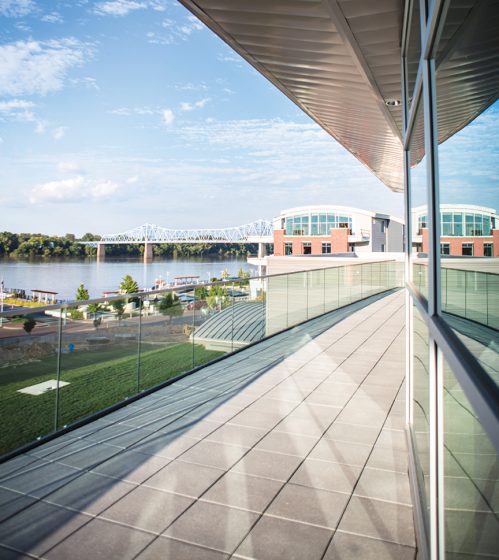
[186,300,207,310]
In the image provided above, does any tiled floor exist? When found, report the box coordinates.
[0,290,416,559]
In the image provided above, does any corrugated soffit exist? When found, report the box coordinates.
[435,0,499,145]
[178,0,406,192]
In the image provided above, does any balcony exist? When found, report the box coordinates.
[0,266,415,559]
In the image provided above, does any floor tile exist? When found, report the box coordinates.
[354,467,412,505]
[0,488,37,523]
[180,440,248,470]
[266,483,348,529]
[144,460,223,498]
[0,501,92,557]
[324,422,380,446]
[254,432,317,458]
[44,517,155,560]
[129,433,199,459]
[201,471,283,513]
[100,486,193,533]
[91,450,171,483]
[234,515,332,560]
[290,458,361,494]
[308,439,372,467]
[136,536,228,559]
[205,424,267,448]
[231,449,303,482]
[323,531,416,559]
[0,462,81,498]
[42,471,136,515]
[337,496,415,547]
[163,501,258,554]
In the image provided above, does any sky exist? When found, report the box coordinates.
[0,0,497,236]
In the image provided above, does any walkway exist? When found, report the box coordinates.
[0,291,415,559]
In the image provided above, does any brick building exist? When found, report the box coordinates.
[272,206,404,256]
[412,204,498,257]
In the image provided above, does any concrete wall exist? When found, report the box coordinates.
[387,220,404,252]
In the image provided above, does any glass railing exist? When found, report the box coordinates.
[0,260,403,458]
[441,267,499,330]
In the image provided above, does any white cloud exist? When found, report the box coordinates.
[53,126,67,140]
[0,99,35,113]
[0,38,93,97]
[147,14,204,45]
[41,12,63,23]
[34,120,47,134]
[162,108,174,126]
[179,15,203,35]
[29,175,120,203]
[0,0,34,17]
[94,0,146,16]
[110,106,155,116]
[126,175,139,184]
[180,98,210,112]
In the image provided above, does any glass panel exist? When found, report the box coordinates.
[443,358,499,557]
[307,269,325,319]
[139,291,198,393]
[436,4,499,371]
[58,296,140,429]
[324,268,339,312]
[265,275,288,336]
[192,283,234,366]
[287,271,308,326]
[409,99,428,303]
[412,303,431,530]
[0,308,59,455]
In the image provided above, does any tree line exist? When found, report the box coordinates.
[0,231,257,258]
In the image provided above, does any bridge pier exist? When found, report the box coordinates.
[257,242,267,259]
[144,242,153,262]
[96,243,106,261]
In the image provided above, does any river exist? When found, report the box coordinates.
[0,257,254,301]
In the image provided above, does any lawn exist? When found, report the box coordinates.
[0,342,223,456]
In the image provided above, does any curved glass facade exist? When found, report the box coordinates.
[417,211,495,236]
[285,213,353,236]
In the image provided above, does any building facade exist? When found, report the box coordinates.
[412,204,499,256]
[273,205,404,256]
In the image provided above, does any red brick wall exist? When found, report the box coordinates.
[421,227,496,256]
[273,227,350,256]
[331,228,349,253]
[273,229,285,256]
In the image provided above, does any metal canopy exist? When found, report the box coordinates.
[178,0,406,192]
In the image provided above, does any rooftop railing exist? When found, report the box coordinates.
[0,261,403,459]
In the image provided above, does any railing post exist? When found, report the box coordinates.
[136,296,142,393]
[306,271,309,320]
[54,309,63,431]
[192,292,196,368]
[231,284,235,352]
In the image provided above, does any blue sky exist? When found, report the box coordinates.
[0,0,497,236]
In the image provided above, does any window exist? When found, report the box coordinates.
[440,243,450,255]
[484,243,493,257]
[321,242,331,254]
[284,213,352,236]
[381,221,386,233]
[302,242,312,255]
[462,243,474,256]
[284,242,293,256]
[380,244,385,252]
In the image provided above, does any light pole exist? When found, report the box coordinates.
[0,278,4,327]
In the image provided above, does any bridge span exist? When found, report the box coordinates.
[83,220,274,262]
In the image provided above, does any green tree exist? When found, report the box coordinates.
[158,293,183,322]
[75,283,89,301]
[221,268,230,279]
[120,275,139,294]
[22,317,36,334]
[111,299,125,320]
